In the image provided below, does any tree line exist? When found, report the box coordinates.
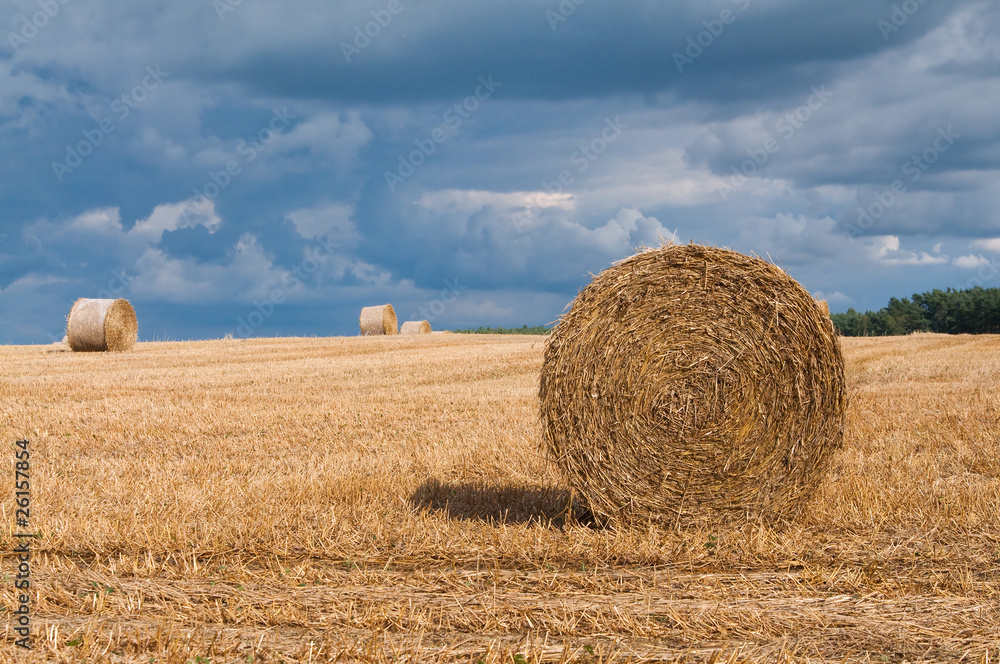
[831,286,1000,336]
[453,325,550,335]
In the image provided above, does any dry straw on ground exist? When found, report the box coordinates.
[401,320,432,335]
[540,244,847,526]
[65,297,138,352]
[359,304,398,335]
[1,333,998,661]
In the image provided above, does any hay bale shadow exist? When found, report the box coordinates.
[409,479,595,528]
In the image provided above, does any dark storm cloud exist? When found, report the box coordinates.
[1,0,999,342]
[4,1,964,105]
[188,1,959,104]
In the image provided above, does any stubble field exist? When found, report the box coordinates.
[1,333,999,662]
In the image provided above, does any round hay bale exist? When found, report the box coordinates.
[359,304,398,335]
[400,320,432,335]
[66,298,138,352]
[539,245,847,526]
[816,299,830,317]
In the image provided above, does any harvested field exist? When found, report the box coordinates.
[1,333,999,662]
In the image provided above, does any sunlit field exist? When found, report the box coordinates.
[1,333,998,662]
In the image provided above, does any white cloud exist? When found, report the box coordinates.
[130,200,221,244]
[812,290,852,304]
[130,234,286,303]
[583,145,773,209]
[136,127,189,162]
[270,111,373,171]
[416,189,575,216]
[69,208,123,234]
[192,146,235,169]
[868,235,949,265]
[59,200,220,247]
[344,260,395,287]
[869,235,900,259]
[972,238,1000,252]
[0,60,64,130]
[409,190,677,259]
[0,273,68,295]
[737,214,849,265]
[286,202,357,241]
[603,207,677,249]
[953,254,991,269]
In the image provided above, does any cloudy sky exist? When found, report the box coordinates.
[1,0,999,342]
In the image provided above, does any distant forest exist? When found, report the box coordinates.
[832,286,1000,336]
[453,325,550,335]
[453,286,1000,337]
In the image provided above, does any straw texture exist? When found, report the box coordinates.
[539,245,847,526]
[400,320,432,335]
[66,298,138,352]
[359,304,398,335]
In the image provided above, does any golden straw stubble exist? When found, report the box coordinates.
[539,245,847,526]
[66,298,138,352]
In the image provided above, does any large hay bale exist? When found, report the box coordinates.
[66,298,138,352]
[400,320,432,335]
[359,304,398,335]
[817,299,830,317]
[539,245,847,526]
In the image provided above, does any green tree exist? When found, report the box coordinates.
[837,286,1000,336]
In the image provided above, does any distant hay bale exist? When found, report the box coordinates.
[66,298,138,352]
[539,244,847,527]
[400,320,432,335]
[359,304,398,335]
